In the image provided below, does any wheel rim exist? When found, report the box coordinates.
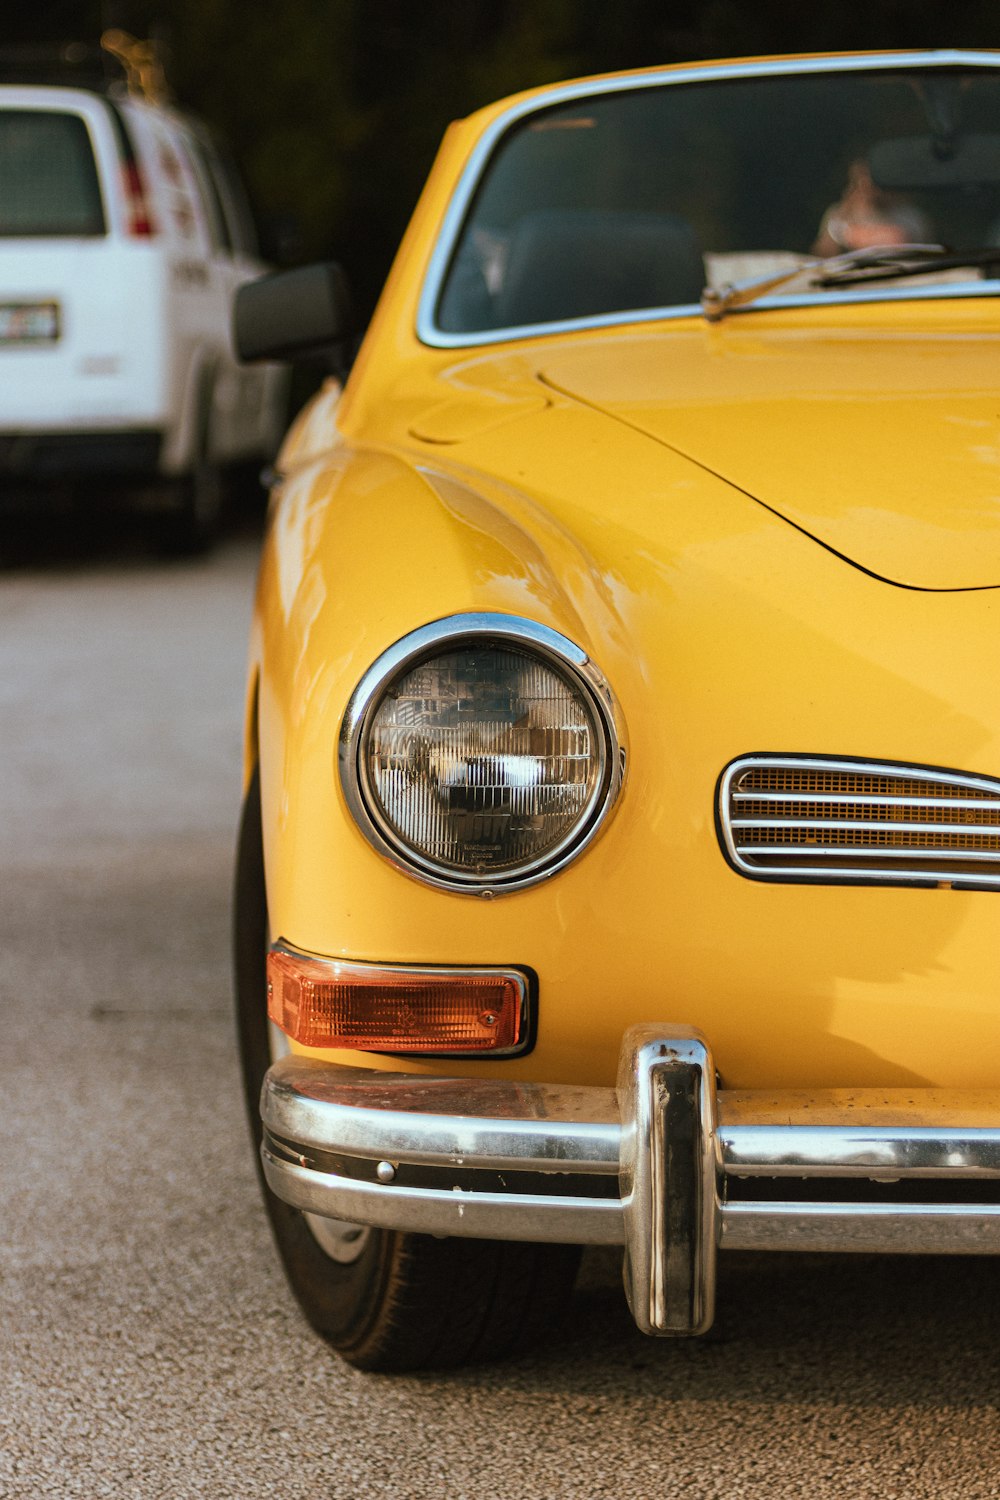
[303,1213,373,1264]
[267,1020,373,1265]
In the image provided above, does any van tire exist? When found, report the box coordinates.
[159,377,225,554]
[159,447,224,554]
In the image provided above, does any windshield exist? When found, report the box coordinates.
[434,65,1000,337]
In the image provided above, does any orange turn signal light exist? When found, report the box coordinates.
[267,948,526,1054]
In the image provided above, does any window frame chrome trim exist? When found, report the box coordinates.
[718,754,1000,889]
[417,50,1000,350]
[338,612,627,896]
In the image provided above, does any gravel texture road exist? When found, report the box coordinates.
[2,523,998,1499]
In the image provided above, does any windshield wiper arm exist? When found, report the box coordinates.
[700,243,970,322]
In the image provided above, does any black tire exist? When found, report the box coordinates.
[233,766,581,1371]
[158,448,225,556]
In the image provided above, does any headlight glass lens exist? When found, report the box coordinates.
[362,644,606,879]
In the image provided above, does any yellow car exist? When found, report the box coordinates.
[232,50,1000,1371]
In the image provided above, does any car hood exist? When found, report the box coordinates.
[535,323,1000,590]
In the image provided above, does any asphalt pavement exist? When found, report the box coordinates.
[2,518,998,1499]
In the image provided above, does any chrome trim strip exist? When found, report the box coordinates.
[719,755,1000,888]
[733,794,1000,809]
[721,1124,1000,1178]
[264,1056,621,1171]
[723,756,1000,793]
[338,613,627,895]
[721,1201,1000,1254]
[417,51,1000,349]
[723,867,1000,888]
[422,280,1000,352]
[733,821,1000,833]
[262,1149,626,1245]
[739,847,1000,862]
[266,1145,1000,1256]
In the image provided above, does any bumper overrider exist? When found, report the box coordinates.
[261,1024,1000,1337]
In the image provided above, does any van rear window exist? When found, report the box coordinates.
[0,110,105,237]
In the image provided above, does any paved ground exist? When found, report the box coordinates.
[2,517,999,1499]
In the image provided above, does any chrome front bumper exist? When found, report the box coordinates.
[261,1023,1000,1337]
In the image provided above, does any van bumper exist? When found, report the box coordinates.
[0,429,161,479]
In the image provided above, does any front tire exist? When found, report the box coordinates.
[158,449,225,555]
[233,766,580,1371]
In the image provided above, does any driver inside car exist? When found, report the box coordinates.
[813,156,933,254]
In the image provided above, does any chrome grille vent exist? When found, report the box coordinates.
[719,756,1000,888]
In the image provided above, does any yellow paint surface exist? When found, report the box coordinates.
[248,56,1000,1092]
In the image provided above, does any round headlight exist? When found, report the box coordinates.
[340,616,625,892]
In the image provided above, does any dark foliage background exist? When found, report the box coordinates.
[7,1,1000,316]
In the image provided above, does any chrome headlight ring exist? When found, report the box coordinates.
[338,613,627,895]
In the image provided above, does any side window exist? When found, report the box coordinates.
[213,149,259,258]
[191,134,258,259]
[177,131,231,252]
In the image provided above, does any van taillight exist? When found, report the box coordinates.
[121,160,155,237]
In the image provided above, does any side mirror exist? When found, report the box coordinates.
[233,261,354,364]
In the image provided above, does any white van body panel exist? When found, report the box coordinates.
[0,239,166,428]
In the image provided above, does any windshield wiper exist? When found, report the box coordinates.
[815,245,1000,287]
[700,244,1000,322]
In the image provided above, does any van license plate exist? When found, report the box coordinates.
[0,302,60,343]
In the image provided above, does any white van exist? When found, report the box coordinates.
[0,63,287,548]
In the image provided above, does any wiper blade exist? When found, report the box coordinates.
[815,245,1000,288]
[699,243,992,322]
